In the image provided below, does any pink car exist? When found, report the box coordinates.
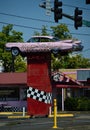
[5,36,83,56]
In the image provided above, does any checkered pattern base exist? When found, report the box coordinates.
[0,107,25,112]
[27,87,52,104]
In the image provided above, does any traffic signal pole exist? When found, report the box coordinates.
[39,2,89,29]
[40,1,90,29]
[39,3,74,21]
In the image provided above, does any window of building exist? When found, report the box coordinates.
[0,87,19,101]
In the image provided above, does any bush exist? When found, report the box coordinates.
[65,97,90,111]
[64,97,78,111]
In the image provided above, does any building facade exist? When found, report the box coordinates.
[0,69,90,112]
[0,73,27,112]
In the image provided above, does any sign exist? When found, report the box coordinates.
[46,0,51,15]
[83,20,90,27]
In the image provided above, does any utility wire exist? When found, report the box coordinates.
[0,12,55,24]
[0,21,90,36]
[0,12,74,27]
[0,11,89,28]
[70,32,90,36]
[41,0,90,10]
[63,4,90,11]
[0,21,52,31]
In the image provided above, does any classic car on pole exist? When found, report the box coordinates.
[5,35,83,116]
[5,35,83,56]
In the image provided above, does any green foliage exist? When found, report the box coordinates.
[52,54,90,70]
[1,24,90,72]
[2,52,12,72]
[0,24,25,72]
[66,55,90,69]
[64,97,78,111]
[33,25,49,36]
[65,97,90,111]
[14,56,27,72]
[41,25,50,36]
[33,24,90,70]
[51,24,72,39]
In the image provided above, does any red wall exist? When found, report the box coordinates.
[27,53,52,116]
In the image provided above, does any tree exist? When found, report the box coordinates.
[33,25,49,36]
[52,54,90,70]
[33,24,90,70]
[51,23,72,39]
[14,56,27,72]
[66,54,90,68]
[0,24,26,72]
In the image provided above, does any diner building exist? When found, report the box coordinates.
[0,69,90,112]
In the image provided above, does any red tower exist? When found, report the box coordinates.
[27,52,52,116]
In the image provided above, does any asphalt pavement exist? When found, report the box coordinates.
[0,111,90,130]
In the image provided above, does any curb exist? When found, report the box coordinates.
[0,112,13,115]
[8,114,74,119]
[8,115,30,119]
[48,114,74,118]
[0,112,74,119]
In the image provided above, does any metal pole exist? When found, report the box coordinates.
[39,3,74,21]
[49,106,52,116]
[53,99,58,128]
[11,54,15,72]
[23,107,25,117]
[62,88,64,111]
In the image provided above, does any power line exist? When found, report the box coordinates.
[0,12,73,26]
[0,12,55,24]
[70,32,90,36]
[0,11,89,28]
[0,21,52,31]
[63,4,90,11]
[41,0,90,10]
[0,21,90,37]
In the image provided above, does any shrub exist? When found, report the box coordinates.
[64,97,78,111]
[65,97,90,111]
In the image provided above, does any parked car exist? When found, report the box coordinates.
[5,35,83,56]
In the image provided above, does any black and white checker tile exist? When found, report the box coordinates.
[0,106,25,112]
[27,87,52,104]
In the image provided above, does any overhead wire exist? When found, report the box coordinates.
[0,21,90,37]
[0,21,52,32]
[0,12,55,24]
[0,12,89,28]
[63,4,90,10]
[0,3,89,37]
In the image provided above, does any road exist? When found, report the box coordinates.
[0,113,90,130]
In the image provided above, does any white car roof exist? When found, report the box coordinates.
[31,35,54,39]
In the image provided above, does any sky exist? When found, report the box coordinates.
[0,0,90,58]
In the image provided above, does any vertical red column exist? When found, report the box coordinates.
[27,52,52,116]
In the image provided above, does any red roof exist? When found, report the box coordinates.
[0,71,82,85]
[0,72,27,85]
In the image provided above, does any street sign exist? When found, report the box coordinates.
[83,20,90,27]
[46,0,51,15]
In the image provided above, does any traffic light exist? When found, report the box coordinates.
[54,0,62,23]
[86,0,90,4]
[74,7,83,29]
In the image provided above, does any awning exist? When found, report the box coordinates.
[52,71,84,87]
